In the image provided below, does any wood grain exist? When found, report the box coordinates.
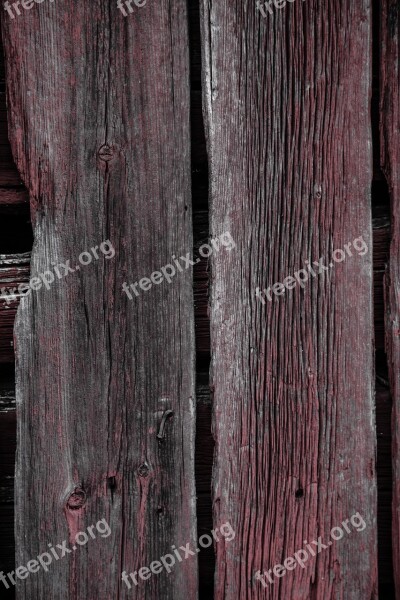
[380,0,400,595]
[201,0,377,597]
[0,189,29,210]
[0,253,30,363]
[2,2,197,598]
[0,373,16,592]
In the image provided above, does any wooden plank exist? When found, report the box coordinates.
[0,381,212,600]
[376,381,394,595]
[201,1,377,598]
[380,0,400,595]
[0,188,29,210]
[0,35,23,192]
[2,2,197,598]
[0,373,16,503]
[0,374,16,594]
[0,253,30,363]
[0,370,16,599]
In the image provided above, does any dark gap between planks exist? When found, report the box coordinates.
[372,0,395,596]
[189,0,215,597]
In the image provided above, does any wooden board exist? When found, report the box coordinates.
[2,2,197,598]
[201,1,378,598]
[0,253,30,363]
[380,0,400,595]
[0,373,16,592]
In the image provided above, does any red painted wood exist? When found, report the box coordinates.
[201,0,377,597]
[380,1,400,595]
[2,2,197,598]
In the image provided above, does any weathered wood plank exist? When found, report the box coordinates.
[2,2,197,598]
[0,189,29,210]
[0,370,16,599]
[201,1,377,598]
[0,373,16,594]
[0,380,213,600]
[380,0,400,594]
[376,381,395,595]
[0,253,30,363]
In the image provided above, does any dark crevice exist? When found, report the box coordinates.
[372,0,395,597]
[189,0,214,598]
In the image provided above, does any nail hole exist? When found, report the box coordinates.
[108,476,117,491]
[295,489,304,498]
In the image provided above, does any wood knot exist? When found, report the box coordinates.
[314,185,322,199]
[98,144,115,162]
[66,487,86,510]
[138,463,150,478]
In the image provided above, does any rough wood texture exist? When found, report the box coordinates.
[0,39,22,190]
[381,0,400,595]
[0,189,29,210]
[376,380,394,596]
[201,1,377,598]
[0,373,16,593]
[2,2,197,598]
[0,253,30,363]
[195,380,214,599]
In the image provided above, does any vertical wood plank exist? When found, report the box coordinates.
[381,0,400,595]
[0,375,16,589]
[201,1,377,598]
[2,1,197,598]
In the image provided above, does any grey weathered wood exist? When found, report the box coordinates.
[2,1,197,598]
[201,0,377,598]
